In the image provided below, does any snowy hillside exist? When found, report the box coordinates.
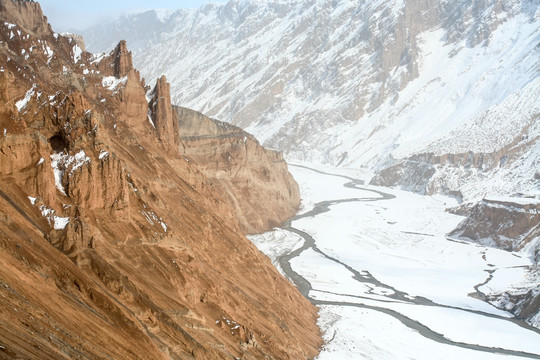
[82,0,540,201]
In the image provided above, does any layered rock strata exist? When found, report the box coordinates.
[177,106,300,234]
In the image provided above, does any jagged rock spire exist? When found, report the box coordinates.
[149,76,179,148]
[112,40,134,78]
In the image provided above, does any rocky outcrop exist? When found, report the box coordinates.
[176,105,239,138]
[488,274,540,329]
[0,0,50,37]
[370,158,437,195]
[447,198,540,328]
[149,75,179,147]
[64,32,85,51]
[371,111,539,201]
[448,199,540,252]
[0,2,321,359]
[112,40,133,78]
[177,106,300,234]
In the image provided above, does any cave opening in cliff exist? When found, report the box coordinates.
[49,133,67,153]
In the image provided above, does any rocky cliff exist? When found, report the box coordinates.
[0,1,321,359]
[487,266,540,330]
[0,0,50,37]
[177,106,300,234]
[370,114,539,201]
[449,199,540,252]
[79,0,540,332]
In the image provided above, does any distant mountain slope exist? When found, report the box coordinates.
[82,0,539,202]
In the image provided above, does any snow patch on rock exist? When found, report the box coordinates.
[50,150,91,195]
[102,76,127,91]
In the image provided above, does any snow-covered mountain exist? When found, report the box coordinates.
[81,0,540,202]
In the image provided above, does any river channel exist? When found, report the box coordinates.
[272,164,540,359]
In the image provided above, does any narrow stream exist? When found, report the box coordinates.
[277,164,540,359]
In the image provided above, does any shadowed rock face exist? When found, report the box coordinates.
[487,280,540,329]
[0,1,321,359]
[370,158,437,195]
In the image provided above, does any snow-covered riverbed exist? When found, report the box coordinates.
[249,164,540,360]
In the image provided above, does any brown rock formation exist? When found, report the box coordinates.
[112,39,133,78]
[449,199,540,252]
[177,106,301,234]
[64,32,85,51]
[448,198,540,328]
[149,75,180,147]
[176,105,233,137]
[0,0,50,37]
[0,1,321,359]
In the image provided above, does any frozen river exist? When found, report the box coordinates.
[249,164,540,360]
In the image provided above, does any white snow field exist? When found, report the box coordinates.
[250,164,540,359]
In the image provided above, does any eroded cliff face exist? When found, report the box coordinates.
[449,199,540,252]
[149,75,180,148]
[0,0,50,37]
[487,269,540,330]
[177,106,300,234]
[0,1,321,359]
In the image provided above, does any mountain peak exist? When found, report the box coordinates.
[112,40,134,78]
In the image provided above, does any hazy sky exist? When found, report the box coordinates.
[38,0,226,32]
